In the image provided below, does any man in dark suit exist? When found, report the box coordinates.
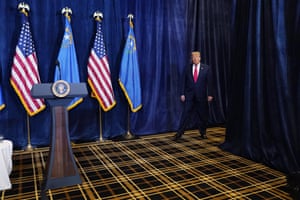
[174,51,214,140]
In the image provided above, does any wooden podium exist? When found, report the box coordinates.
[31,81,87,199]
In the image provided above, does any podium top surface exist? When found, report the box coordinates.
[31,82,88,99]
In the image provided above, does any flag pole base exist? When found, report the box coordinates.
[111,131,140,141]
[123,131,139,140]
[25,144,34,151]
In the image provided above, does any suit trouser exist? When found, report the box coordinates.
[177,99,208,136]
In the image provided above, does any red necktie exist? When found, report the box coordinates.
[193,65,198,83]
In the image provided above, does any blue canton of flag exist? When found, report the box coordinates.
[87,20,116,111]
[54,15,82,110]
[119,21,142,112]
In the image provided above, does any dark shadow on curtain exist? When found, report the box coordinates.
[221,0,300,173]
[186,0,231,128]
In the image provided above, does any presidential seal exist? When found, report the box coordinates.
[52,80,70,98]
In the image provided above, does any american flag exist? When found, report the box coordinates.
[87,20,116,111]
[10,12,45,116]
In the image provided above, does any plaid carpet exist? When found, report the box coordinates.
[1,127,292,199]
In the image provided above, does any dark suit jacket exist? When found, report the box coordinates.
[181,63,213,101]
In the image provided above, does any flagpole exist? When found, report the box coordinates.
[123,14,139,140]
[123,103,140,140]
[17,3,33,151]
[99,106,103,142]
[94,11,104,142]
[95,12,104,142]
[124,14,133,140]
[26,114,33,151]
[123,106,135,139]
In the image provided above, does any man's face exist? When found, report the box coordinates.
[192,54,201,64]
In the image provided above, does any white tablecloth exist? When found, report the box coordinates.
[0,140,13,190]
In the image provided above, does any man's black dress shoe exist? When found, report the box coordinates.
[201,134,208,139]
[173,133,182,141]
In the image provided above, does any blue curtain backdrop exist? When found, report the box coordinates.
[221,0,300,173]
[0,0,228,148]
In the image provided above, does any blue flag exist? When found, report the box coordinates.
[119,21,142,112]
[54,15,82,110]
[0,86,4,110]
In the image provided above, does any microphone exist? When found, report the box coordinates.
[55,60,61,80]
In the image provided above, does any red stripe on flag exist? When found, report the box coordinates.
[88,51,115,110]
[11,49,45,116]
[90,53,114,97]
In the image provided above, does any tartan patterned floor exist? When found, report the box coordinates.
[1,127,293,199]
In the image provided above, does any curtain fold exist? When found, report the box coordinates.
[221,0,300,173]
